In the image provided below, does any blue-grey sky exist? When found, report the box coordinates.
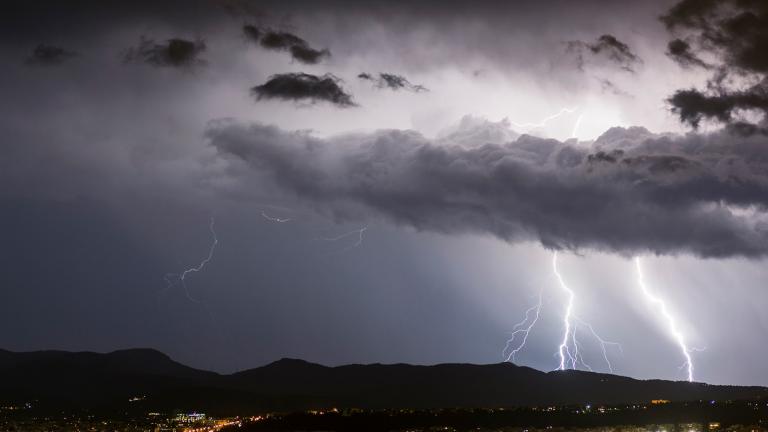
[2,0,768,386]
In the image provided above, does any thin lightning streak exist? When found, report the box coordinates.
[503,289,543,363]
[316,226,368,251]
[164,217,218,304]
[573,317,623,373]
[571,114,584,139]
[509,108,577,129]
[261,211,291,223]
[635,257,695,382]
[180,217,218,281]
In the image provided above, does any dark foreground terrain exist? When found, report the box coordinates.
[1,348,767,416]
[229,401,768,432]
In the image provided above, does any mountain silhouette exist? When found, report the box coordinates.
[1,349,765,415]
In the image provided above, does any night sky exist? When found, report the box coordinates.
[2,0,768,386]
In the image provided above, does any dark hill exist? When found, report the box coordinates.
[0,349,766,414]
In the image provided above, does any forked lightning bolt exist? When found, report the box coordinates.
[553,251,621,372]
[504,251,620,373]
[635,257,695,382]
[503,112,619,372]
[503,289,543,363]
[165,216,218,303]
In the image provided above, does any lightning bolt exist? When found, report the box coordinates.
[570,114,584,139]
[503,251,620,373]
[503,112,620,372]
[261,211,291,223]
[573,316,623,373]
[553,251,621,373]
[509,107,577,130]
[164,216,218,303]
[503,289,543,363]
[180,217,218,281]
[635,257,695,382]
[316,226,368,251]
[553,251,577,370]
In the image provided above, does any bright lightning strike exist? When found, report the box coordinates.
[553,251,577,370]
[552,251,621,373]
[503,251,620,373]
[502,289,543,363]
[635,257,695,382]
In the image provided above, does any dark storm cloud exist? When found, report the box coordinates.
[209,121,768,258]
[663,0,768,132]
[25,44,77,66]
[251,73,356,107]
[666,39,709,69]
[567,34,642,73]
[289,44,331,64]
[260,30,306,50]
[358,72,428,92]
[247,27,331,64]
[124,37,206,68]
[242,24,262,43]
[668,87,768,129]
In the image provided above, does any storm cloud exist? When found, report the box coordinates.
[246,26,331,64]
[666,39,709,69]
[251,73,356,107]
[663,0,768,132]
[25,44,77,66]
[358,72,428,92]
[567,34,642,72]
[209,121,768,258]
[124,37,206,68]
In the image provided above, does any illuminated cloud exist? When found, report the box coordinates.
[209,120,768,258]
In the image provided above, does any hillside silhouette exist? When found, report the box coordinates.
[1,349,765,414]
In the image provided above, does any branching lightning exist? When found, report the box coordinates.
[635,257,695,382]
[179,217,218,281]
[503,251,620,373]
[553,251,622,373]
[573,316,623,373]
[502,228,697,378]
[503,289,543,363]
[502,111,620,373]
[164,216,219,304]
